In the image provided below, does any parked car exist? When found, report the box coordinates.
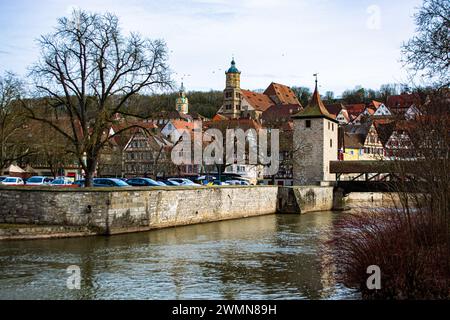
[49,178,73,187]
[167,178,201,186]
[224,180,241,185]
[93,178,130,187]
[1,177,25,186]
[126,178,166,187]
[25,176,53,186]
[72,178,130,187]
[195,175,217,185]
[211,180,230,186]
[72,180,86,187]
[159,179,181,186]
[225,180,251,186]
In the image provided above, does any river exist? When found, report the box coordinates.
[0,212,359,300]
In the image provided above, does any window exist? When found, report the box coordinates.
[328,122,330,130]
[332,123,334,131]
[306,120,311,128]
[330,139,333,148]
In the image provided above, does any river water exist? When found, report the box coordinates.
[0,212,359,300]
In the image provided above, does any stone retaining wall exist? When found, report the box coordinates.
[277,186,334,214]
[0,186,279,235]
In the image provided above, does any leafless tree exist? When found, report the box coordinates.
[329,88,450,299]
[24,10,172,186]
[0,72,34,170]
[402,0,450,87]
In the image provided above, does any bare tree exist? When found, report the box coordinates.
[402,0,450,87]
[329,88,450,299]
[0,72,33,170]
[24,10,172,186]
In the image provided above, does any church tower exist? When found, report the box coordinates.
[292,78,339,185]
[175,82,189,114]
[222,58,242,119]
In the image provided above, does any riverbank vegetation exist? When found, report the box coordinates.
[328,0,449,299]
[329,87,449,299]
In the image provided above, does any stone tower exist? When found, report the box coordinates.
[176,82,189,114]
[292,81,339,185]
[222,58,242,119]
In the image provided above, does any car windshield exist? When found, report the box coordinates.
[52,180,64,184]
[4,178,16,182]
[27,177,43,183]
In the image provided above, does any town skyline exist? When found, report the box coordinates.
[0,0,422,95]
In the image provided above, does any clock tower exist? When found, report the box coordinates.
[222,58,242,119]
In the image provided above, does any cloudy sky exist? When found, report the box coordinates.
[0,0,422,95]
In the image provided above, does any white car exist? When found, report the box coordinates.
[26,176,53,186]
[1,177,25,185]
[49,178,73,187]
[224,180,241,185]
[168,178,201,186]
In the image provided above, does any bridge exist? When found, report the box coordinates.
[329,160,424,194]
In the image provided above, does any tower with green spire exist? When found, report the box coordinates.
[292,78,339,185]
[222,58,242,119]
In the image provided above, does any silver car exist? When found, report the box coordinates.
[1,177,25,185]
[26,176,53,186]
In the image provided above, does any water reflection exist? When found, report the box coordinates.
[0,212,358,300]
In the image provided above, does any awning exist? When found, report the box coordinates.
[3,164,25,173]
[24,165,38,173]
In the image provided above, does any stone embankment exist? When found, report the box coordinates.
[0,185,339,240]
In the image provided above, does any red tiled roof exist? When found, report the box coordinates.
[386,94,421,114]
[263,82,301,106]
[262,104,302,123]
[366,107,376,115]
[204,118,262,131]
[212,114,228,121]
[345,104,366,119]
[170,120,195,132]
[324,103,344,118]
[371,100,383,109]
[241,89,274,112]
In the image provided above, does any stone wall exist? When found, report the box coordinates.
[344,192,404,209]
[277,186,334,214]
[0,186,279,235]
[0,189,109,230]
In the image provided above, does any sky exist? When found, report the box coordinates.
[0,0,423,96]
